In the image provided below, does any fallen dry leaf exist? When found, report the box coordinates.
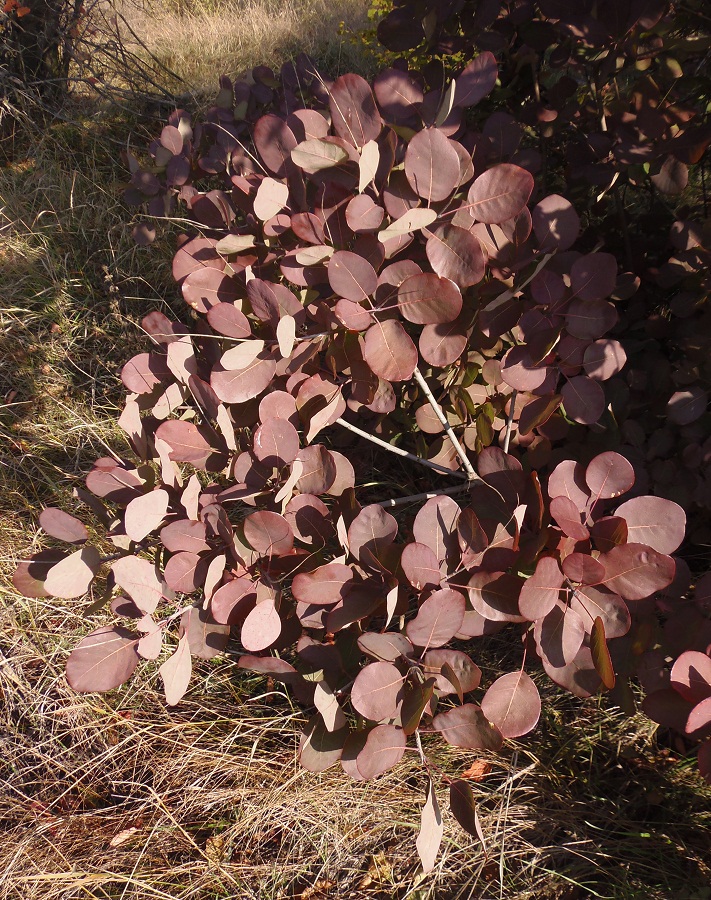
[109,827,138,847]
[300,880,334,899]
[460,759,492,781]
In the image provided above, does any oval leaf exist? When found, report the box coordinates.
[44,546,101,599]
[432,703,504,750]
[480,670,541,738]
[468,164,534,224]
[66,625,139,692]
[39,508,88,544]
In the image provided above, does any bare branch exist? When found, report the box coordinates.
[412,367,477,480]
[377,484,472,509]
[334,418,468,480]
[502,389,517,454]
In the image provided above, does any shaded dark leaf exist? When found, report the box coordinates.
[432,703,504,750]
[329,73,381,147]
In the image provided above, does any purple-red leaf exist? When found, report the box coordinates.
[155,420,223,469]
[243,511,294,556]
[253,113,297,177]
[211,577,257,625]
[347,504,397,564]
[39,508,88,544]
[12,550,65,598]
[590,617,615,690]
[599,543,675,600]
[329,73,381,147]
[401,542,441,590]
[125,490,170,543]
[570,584,630,638]
[358,631,413,663]
[356,724,407,778]
[240,598,282,652]
[160,520,209,554]
[294,446,337,495]
[585,452,634,501]
[519,556,564,620]
[467,164,534,224]
[467,571,525,622]
[121,352,168,394]
[405,128,460,202]
[328,250,378,302]
[547,459,590,512]
[480,670,541,738]
[351,661,405,721]
[300,717,348,773]
[363,320,418,382]
[291,563,354,606]
[583,339,627,381]
[211,352,277,404]
[686,697,711,734]
[423,649,482,696]
[561,376,606,425]
[253,418,300,466]
[416,780,443,874]
[562,553,605,586]
[670,651,711,704]
[532,194,580,251]
[534,603,585,668]
[432,703,504,750]
[413,495,460,564]
[159,632,193,705]
[613,496,686,554]
[449,779,485,842]
[406,589,466,649]
[454,52,498,108]
[164,551,208,593]
[44,546,101,599]
[112,556,165,614]
[66,625,139,692]
[419,321,468,367]
[398,272,463,325]
[667,387,708,425]
[425,226,486,290]
[570,253,617,301]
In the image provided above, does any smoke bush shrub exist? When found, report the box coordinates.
[12,5,711,869]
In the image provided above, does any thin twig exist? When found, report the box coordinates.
[334,418,468,480]
[377,483,472,509]
[412,367,477,481]
[592,75,633,269]
[495,252,555,305]
[502,389,517,454]
[414,729,428,766]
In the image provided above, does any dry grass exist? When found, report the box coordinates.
[2,3,711,898]
[116,0,372,91]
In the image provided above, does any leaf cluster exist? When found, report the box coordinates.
[12,4,711,871]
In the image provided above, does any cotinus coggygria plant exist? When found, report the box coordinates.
[13,46,711,871]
